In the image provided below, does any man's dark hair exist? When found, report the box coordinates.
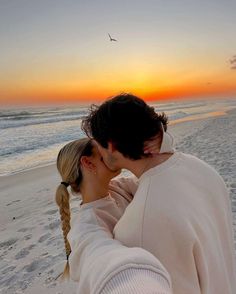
[82,93,168,160]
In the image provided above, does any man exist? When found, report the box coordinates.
[82,93,236,294]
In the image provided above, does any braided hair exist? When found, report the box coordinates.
[55,138,93,280]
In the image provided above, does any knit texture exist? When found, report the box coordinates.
[101,268,170,294]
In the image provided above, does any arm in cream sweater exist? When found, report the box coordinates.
[67,196,172,294]
[109,175,139,204]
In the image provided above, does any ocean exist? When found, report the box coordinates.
[0,99,235,176]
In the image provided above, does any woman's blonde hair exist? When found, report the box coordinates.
[55,138,92,280]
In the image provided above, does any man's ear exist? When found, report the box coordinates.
[80,156,96,172]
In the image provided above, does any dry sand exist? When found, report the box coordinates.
[0,109,235,294]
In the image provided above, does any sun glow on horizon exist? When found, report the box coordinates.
[1,0,236,106]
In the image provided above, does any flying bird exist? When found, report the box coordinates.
[230,59,236,64]
[228,55,236,69]
[229,55,236,64]
[108,33,117,42]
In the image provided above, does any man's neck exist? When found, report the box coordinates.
[124,153,174,178]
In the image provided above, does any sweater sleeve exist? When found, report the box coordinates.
[100,268,171,294]
[109,175,139,203]
[67,202,172,294]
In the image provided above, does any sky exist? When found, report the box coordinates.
[0,0,236,105]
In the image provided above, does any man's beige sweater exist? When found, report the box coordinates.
[114,152,236,293]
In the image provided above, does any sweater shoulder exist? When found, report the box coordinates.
[179,153,226,185]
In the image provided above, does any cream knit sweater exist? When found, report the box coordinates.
[68,152,236,294]
[67,190,172,293]
[114,152,236,294]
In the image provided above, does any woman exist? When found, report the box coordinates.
[55,138,172,294]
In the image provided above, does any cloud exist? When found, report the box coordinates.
[229,55,236,69]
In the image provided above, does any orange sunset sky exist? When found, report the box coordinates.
[0,0,236,106]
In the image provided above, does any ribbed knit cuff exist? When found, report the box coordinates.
[100,268,171,294]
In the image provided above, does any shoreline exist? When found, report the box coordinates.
[0,163,57,186]
[0,164,57,192]
[0,108,231,179]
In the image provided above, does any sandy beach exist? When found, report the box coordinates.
[0,109,236,294]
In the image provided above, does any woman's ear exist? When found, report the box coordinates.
[80,156,96,173]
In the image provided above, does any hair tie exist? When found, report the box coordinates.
[61,181,69,187]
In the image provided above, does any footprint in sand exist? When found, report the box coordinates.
[44,219,60,231]
[23,255,58,275]
[17,227,32,233]
[37,188,50,194]
[38,233,51,243]
[24,234,32,241]
[1,265,16,275]
[0,273,19,289]
[15,244,36,260]
[0,238,18,249]
[231,183,236,189]
[6,199,21,206]
[44,209,58,215]
[46,236,62,246]
[23,259,44,272]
